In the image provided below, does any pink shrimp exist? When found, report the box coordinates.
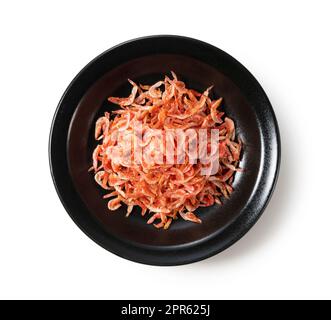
[179,212,202,224]
[90,71,242,230]
[95,116,109,140]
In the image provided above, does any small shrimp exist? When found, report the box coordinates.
[224,117,235,139]
[147,213,160,224]
[148,81,164,99]
[179,212,202,224]
[126,205,133,217]
[108,197,122,210]
[94,171,110,190]
[92,145,102,171]
[219,169,235,182]
[95,116,110,140]
[141,207,147,216]
[108,80,138,107]
[103,191,118,199]
[170,71,178,81]
[115,112,131,132]
[215,197,222,205]
[163,218,172,230]
[227,140,241,161]
[153,221,165,229]
[210,98,223,123]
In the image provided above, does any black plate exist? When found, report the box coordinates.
[49,35,280,266]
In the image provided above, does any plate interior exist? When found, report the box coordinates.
[67,54,262,247]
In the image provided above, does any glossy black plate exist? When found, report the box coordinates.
[49,35,280,265]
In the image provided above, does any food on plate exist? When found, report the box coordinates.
[90,72,242,229]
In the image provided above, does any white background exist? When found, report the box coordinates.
[1,0,330,300]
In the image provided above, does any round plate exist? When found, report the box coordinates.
[49,35,281,266]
